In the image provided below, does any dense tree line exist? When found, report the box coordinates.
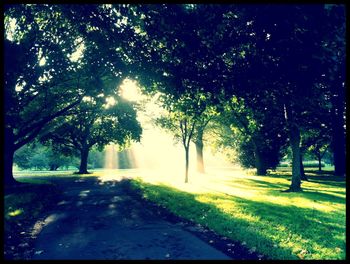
[4,4,345,192]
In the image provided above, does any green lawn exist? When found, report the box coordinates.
[130,169,346,260]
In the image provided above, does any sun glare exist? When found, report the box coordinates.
[119,78,142,102]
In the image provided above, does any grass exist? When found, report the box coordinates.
[130,169,346,260]
[4,181,61,229]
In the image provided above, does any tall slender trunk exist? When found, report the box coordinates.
[195,129,205,173]
[289,125,302,192]
[331,87,346,176]
[4,128,18,188]
[185,146,189,183]
[79,147,89,174]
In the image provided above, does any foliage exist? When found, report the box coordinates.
[14,142,73,170]
[4,4,145,183]
[88,149,105,169]
[5,4,345,185]
[207,96,288,174]
[40,94,142,173]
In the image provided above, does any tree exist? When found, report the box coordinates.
[134,4,345,185]
[211,94,288,175]
[4,5,83,185]
[225,5,344,190]
[4,4,144,186]
[303,128,331,172]
[88,149,105,169]
[192,114,215,174]
[317,5,346,176]
[155,93,201,183]
[41,94,142,174]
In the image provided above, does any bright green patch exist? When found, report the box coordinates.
[8,209,23,217]
[130,170,345,260]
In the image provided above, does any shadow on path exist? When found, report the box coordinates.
[27,176,233,260]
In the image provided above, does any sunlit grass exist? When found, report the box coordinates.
[8,209,24,217]
[130,169,346,260]
[4,182,61,231]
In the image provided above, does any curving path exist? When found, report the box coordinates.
[29,176,231,260]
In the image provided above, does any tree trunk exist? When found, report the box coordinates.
[300,154,308,181]
[78,147,89,174]
[5,148,18,187]
[253,142,267,176]
[185,146,189,183]
[50,165,59,171]
[195,134,205,174]
[255,151,267,176]
[333,132,345,176]
[288,125,302,192]
[331,87,346,177]
[4,128,18,188]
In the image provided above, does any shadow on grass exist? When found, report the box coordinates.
[243,178,290,189]
[297,188,346,203]
[267,171,345,187]
[236,178,345,204]
[303,169,335,175]
[134,181,345,260]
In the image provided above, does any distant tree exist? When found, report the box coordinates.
[88,149,105,169]
[191,113,216,174]
[13,144,34,170]
[156,100,197,183]
[13,142,73,170]
[155,89,217,182]
[211,95,288,175]
[303,128,331,172]
[41,95,142,174]
[46,149,73,171]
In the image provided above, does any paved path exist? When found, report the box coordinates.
[30,176,231,260]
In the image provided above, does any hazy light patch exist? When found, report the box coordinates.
[104,144,118,169]
[104,96,116,108]
[69,37,85,62]
[119,78,142,102]
[15,81,26,92]
[37,48,46,66]
[8,209,23,217]
[39,56,46,66]
[124,125,238,188]
[82,96,95,103]
[5,17,17,41]
[136,92,166,125]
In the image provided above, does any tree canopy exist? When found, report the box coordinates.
[4,4,346,191]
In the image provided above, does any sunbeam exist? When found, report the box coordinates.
[104,144,118,169]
